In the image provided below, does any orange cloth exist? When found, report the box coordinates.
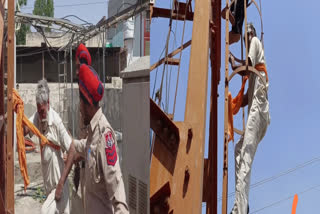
[227,64,268,142]
[255,63,268,82]
[228,76,249,142]
[13,89,29,190]
[13,89,60,190]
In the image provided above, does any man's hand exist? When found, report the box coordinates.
[229,53,236,70]
[55,141,79,201]
[229,53,235,64]
[63,153,68,164]
[23,125,30,136]
[55,182,63,201]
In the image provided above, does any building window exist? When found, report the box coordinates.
[144,40,150,56]
[145,19,150,32]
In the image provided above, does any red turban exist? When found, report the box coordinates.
[76,43,92,66]
[78,64,104,105]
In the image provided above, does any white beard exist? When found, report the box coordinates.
[40,118,49,135]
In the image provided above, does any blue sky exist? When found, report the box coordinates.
[20,0,109,25]
[20,0,320,213]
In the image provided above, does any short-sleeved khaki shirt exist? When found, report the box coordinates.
[74,108,128,214]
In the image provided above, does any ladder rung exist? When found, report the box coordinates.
[59,74,66,77]
[164,58,180,66]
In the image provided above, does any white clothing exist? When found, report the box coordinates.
[30,107,72,214]
[248,37,265,67]
[231,37,270,214]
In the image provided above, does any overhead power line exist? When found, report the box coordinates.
[23,1,108,10]
[251,184,320,213]
[218,157,320,201]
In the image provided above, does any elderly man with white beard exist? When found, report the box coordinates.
[24,79,72,214]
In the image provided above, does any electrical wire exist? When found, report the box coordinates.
[172,0,190,116]
[23,1,108,10]
[158,0,175,108]
[151,46,166,100]
[166,1,179,113]
[35,25,60,62]
[250,184,320,213]
[218,157,320,201]
[60,15,93,26]
[15,0,148,78]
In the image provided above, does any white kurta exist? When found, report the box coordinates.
[29,107,72,214]
[231,37,270,214]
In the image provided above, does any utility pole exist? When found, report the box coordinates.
[70,46,74,137]
[0,0,5,212]
[5,0,15,212]
[41,42,45,79]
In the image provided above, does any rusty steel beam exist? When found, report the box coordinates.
[222,0,231,213]
[150,0,210,212]
[182,0,210,210]
[0,189,4,214]
[0,0,5,206]
[202,158,209,202]
[205,0,221,213]
[150,40,191,71]
[152,6,194,21]
[5,0,15,212]
[150,182,171,213]
[164,58,180,66]
[150,98,180,155]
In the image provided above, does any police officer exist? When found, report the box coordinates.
[55,64,129,214]
[70,43,93,214]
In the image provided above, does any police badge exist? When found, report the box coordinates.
[105,131,117,166]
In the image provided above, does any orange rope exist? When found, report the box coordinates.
[228,76,249,142]
[227,63,268,142]
[13,89,60,190]
[13,89,30,190]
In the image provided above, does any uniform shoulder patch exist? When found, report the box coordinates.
[104,130,117,166]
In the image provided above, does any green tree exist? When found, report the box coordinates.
[16,0,30,45]
[33,0,54,32]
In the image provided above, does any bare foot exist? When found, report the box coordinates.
[221,7,235,26]
[229,31,241,45]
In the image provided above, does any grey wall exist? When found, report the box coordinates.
[18,83,62,118]
[16,47,126,83]
[18,81,122,136]
[64,87,122,137]
[121,69,150,214]
[108,0,139,17]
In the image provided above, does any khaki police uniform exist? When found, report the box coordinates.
[74,108,128,214]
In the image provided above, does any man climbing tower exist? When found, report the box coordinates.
[229,23,270,214]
